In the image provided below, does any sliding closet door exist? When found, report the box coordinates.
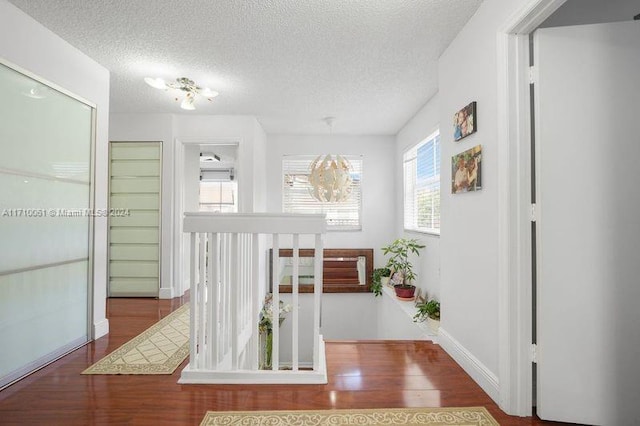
[0,62,94,388]
[109,142,161,297]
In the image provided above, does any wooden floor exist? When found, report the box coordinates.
[0,297,562,425]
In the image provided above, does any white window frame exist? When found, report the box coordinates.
[282,155,363,231]
[403,129,440,235]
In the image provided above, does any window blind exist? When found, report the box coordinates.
[199,181,237,212]
[283,155,362,230]
[404,131,440,233]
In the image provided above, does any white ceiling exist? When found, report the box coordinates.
[8,0,482,135]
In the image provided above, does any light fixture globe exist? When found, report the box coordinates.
[308,154,353,202]
[144,76,218,110]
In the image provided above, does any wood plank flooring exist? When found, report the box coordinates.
[0,297,562,425]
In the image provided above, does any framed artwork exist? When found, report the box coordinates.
[453,101,477,141]
[452,145,482,194]
[390,270,404,286]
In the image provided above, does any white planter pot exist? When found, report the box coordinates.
[381,276,390,287]
[427,317,440,334]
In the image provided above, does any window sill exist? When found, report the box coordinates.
[279,284,371,294]
[404,228,440,237]
[382,285,437,340]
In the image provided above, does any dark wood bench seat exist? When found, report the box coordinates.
[270,249,373,293]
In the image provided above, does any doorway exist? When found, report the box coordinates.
[173,140,239,297]
[498,0,640,422]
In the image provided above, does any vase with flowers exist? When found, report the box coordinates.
[258,294,292,370]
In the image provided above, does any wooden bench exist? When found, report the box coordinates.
[270,249,373,293]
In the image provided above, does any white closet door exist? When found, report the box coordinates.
[535,21,640,425]
[0,62,93,388]
[109,142,161,297]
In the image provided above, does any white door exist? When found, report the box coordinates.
[535,21,640,425]
[109,142,161,297]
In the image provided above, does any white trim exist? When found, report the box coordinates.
[179,335,327,384]
[0,336,89,390]
[496,0,567,416]
[93,318,109,339]
[158,287,174,299]
[438,327,499,403]
[0,57,96,108]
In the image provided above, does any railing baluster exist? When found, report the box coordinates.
[292,234,299,371]
[230,233,239,369]
[209,232,219,369]
[220,233,227,364]
[313,233,324,372]
[272,234,280,371]
[251,233,260,370]
[198,233,207,370]
[189,232,197,370]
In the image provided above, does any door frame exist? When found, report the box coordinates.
[172,138,241,298]
[495,0,567,416]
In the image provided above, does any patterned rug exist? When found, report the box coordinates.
[82,304,190,375]
[199,407,500,425]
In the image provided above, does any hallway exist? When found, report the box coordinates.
[0,297,558,425]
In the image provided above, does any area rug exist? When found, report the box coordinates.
[82,304,190,375]
[199,407,500,425]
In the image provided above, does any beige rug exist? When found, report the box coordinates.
[82,304,190,375]
[200,407,500,425]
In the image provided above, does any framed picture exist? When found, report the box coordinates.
[452,145,482,194]
[390,270,404,286]
[453,101,477,141]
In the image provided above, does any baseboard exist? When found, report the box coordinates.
[93,318,109,339]
[158,287,174,299]
[438,327,500,404]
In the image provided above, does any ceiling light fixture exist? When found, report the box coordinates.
[308,117,354,203]
[200,152,221,162]
[144,76,219,110]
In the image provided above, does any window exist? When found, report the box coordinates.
[404,130,440,234]
[199,169,237,212]
[282,155,362,230]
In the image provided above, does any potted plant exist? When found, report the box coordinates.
[379,267,391,287]
[414,299,440,333]
[371,267,392,297]
[258,294,292,370]
[382,238,425,299]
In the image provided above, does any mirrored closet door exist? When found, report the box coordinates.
[0,61,94,389]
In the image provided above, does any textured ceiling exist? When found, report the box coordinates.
[8,0,482,135]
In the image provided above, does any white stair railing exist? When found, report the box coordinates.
[179,213,327,384]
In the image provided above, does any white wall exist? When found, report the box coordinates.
[395,93,442,301]
[109,113,268,297]
[0,0,111,338]
[280,290,430,363]
[266,134,396,267]
[435,0,531,395]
